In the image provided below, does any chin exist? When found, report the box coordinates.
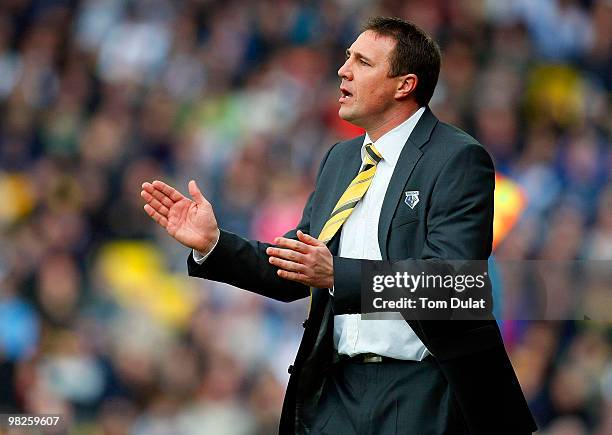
[338,107,356,123]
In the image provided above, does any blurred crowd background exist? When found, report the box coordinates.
[0,0,610,434]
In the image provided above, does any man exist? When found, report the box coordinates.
[141,17,537,435]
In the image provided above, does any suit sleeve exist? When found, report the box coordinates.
[331,144,495,314]
[186,145,335,303]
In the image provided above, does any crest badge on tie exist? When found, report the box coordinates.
[404,190,420,209]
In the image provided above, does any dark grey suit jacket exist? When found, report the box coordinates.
[187,107,537,434]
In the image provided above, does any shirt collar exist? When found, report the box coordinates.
[362,106,426,167]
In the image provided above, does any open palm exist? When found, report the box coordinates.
[141,180,219,254]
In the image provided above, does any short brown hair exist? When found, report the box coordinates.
[364,17,441,106]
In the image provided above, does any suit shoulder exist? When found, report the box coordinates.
[313,135,364,178]
[430,120,491,157]
[329,135,365,156]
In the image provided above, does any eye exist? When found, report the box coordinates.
[359,59,369,66]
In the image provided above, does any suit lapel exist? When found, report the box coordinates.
[310,135,364,312]
[310,135,364,239]
[377,108,439,259]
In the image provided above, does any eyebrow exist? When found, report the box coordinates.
[345,49,374,64]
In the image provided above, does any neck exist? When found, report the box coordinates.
[365,105,421,142]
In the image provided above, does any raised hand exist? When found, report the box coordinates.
[141,180,220,254]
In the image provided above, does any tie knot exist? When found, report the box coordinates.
[364,143,382,166]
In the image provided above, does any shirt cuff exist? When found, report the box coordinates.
[329,286,335,297]
[192,232,220,264]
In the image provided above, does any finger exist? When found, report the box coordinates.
[297,230,324,246]
[188,180,207,205]
[140,191,170,216]
[146,181,182,206]
[151,180,185,202]
[269,256,307,273]
[266,247,306,263]
[273,237,310,254]
[144,204,168,228]
[277,269,309,284]
[142,183,175,208]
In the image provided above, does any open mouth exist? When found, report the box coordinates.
[339,88,353,102]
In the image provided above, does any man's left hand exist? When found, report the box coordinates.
[266,230,334,288]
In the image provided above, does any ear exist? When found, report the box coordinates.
[395,74,418,100]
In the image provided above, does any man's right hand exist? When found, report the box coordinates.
[140,179,220,255]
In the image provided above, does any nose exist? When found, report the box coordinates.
[338,58,352,80]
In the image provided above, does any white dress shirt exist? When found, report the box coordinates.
[334,106,429,361]
[194,106,429,361]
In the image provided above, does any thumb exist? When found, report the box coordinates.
[297,230,323,246]
[188,180,206,205]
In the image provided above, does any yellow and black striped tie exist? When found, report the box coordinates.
[306,143,382,315]
[318,143,383,243]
